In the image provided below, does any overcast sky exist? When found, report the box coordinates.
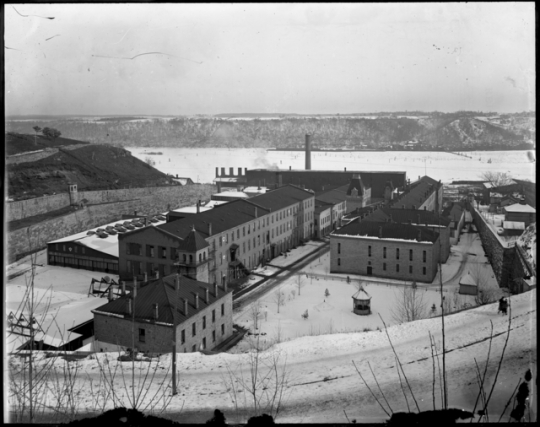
[4,3,535,116]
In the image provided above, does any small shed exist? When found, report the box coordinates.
[352,287,372,315]
[459,273,478,296]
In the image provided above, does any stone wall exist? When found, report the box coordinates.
[471,207,515,287]
[7,184,216,263]
[6,148,59,165]
[8,193,71,221]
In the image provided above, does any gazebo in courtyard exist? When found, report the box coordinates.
[352,287,372,315]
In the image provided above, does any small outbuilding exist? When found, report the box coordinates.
[352,287,372,315]
[459,273,478,296]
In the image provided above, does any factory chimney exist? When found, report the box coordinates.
[305,134,312,170]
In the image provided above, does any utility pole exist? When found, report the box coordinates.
[172,274,179,395]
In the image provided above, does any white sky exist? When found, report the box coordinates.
[4,3,535,116]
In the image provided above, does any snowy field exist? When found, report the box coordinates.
[126,147,536,185]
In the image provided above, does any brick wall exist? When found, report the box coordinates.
[93,291,233,353]
[330,235,439,283]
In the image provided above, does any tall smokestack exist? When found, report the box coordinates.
[229,167,233,176]
[216,167,219,177]
[221,167,225,176]
[305,134,312,170]
[238,167,242,176]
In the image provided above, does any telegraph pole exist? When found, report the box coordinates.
[172,274,179,395]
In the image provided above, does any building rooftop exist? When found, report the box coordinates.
[504,203,536,213]
[315,184,349,204]
[390,176,442,209]
[331,219,439,243]
[92,274,231,326]
[249,184,314,211]
[48,214,167,257]
[212,191,250,199]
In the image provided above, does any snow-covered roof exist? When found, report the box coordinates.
[352,288,371,300]
[171,206,213,214]
[213,191,250,198]
[504,203,536,213]
[48,215,167,257]
[459,274,477,286]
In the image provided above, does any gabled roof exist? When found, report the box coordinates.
[331,220,439,243]
[158,198,271,240]
[504,203,536,213]
[315,184,348,204]
[249,184,314,210]
[391,176,441,209]
[315,199,333,214]
[347,174,367,195]
[92,274,231,325]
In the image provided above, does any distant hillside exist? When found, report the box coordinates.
[5,113,535,150]
[7,143,174,199]
[6,132,90,156]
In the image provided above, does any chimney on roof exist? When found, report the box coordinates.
[134,210,137,216]
[108,287,114,302]
[216,167,219,177]
[412,205,416,210]
[195,293,199,309]
[208,222,213,236]
[378,226,383,238]
[424,206,427,210]
[223,279,228,292]
[221,167,225,176]
[289,166,292,170]
[245,167,248,175]
[344,167,347,172]
[238,167,242,176]
[153,303,159,320]
[419,175,420,181]
[305,134,312,170]
[214,283,219,298]
[205,288,209,304]
[229,167,234,176]
[183,298,188,316]
[519,198,526,205]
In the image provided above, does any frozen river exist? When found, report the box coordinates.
[126,147,536,185]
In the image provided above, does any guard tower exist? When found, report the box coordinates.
[352,287,372,315]
[68,183,78,205]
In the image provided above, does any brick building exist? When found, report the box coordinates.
[118,185,315,285]
[330,220,440,283]
[390,176,443,213]
[92,274,233,353]
[503,201,536,226]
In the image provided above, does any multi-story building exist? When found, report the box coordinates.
[118,185,315,285]
[390,176,444,213]
[92,273,233,353]
[330,220,440,283]
[314,199,334,238]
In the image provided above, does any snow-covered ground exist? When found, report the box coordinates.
[126,147,536,185]
[7,289,536,423]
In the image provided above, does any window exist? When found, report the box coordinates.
[170,247,177,260]
[258,235,260,246]
[128,243,141,256]
[243,227,245,236]
[181,329,185,344]
[219,236,223,247]
[423,251,426,263]
[396,248,400,260]
[243,242,246,252]
[127,260,132,273]
[409,265,413,274]
[212,331,216,342]
[409,249,413,261]
[183,254,187,263]
[237,229,240,238]
[221,303,225,316]
[159,246,167,259]
[138,328,145,343]
[192,344,197,352]
[368,246,372,257]
[202,337,206,349]
[383,263,386,271]
[221,324,225,335]
[338,258,341,266]
[203,316,206,329]
[383,247,387,258]
[146,245,154,257]
[192,323,196,337]
[396,264,400,272]
[189,254,193,264]
[212,309,216,323]
[199,253,202,262]
[338,243,341,254]
[423,267,426,275]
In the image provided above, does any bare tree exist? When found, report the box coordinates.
[391,285,428,324]
[469,263,497,306]
[273,288,285,314]
[480,171,514,189]
[296,274,305,296]
[250,301,262,331]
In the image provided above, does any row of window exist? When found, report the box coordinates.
[139,323,227,349]
[49,255,118,272]
[335,258,427,275]
[337,244,427,262]
[54,243,86,254]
